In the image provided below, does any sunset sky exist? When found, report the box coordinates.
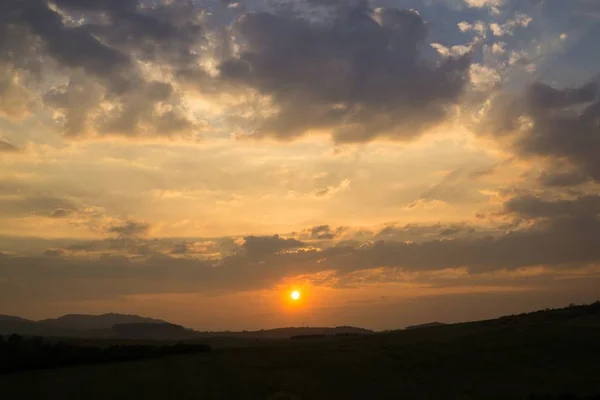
[1,0,599,330]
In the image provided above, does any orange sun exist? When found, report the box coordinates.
[290,290,301,301]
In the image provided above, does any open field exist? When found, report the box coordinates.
[1,303,600,399]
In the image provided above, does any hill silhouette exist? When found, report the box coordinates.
[0,315,31,323]
[39,313,166,330]
[0,318,84,338]
[405,322,447,330]
[0,312,372,340]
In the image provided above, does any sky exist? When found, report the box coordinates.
[1,0,599,331]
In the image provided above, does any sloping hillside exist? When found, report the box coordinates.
[39,313,166,330]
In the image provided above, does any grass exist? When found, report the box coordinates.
[1,303,599,400]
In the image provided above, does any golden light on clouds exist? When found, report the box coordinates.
[1,0,599,332]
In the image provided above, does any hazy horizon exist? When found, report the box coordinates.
[1,0,600,332]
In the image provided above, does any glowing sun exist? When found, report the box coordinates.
[290,290,301,301]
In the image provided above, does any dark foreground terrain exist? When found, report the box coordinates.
[1,302,599,400]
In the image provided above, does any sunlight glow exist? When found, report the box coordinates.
[290,290,301,301]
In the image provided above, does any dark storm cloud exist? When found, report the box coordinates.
[219,3,471,142]
[481,81,600,185]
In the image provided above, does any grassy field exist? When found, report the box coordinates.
[1,303,600,400]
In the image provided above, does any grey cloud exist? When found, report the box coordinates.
[106,220,151,238]
[43,249,66,257]
[503,194,600,220]
[440,228,461,236]
[42,75,104,137]
[171,242,190,255]
[538,169,590,187]
[51,0,204,75]
[169,240,220,256]
[2,0,473,142]
[48,208,73,218]
[0,139,20,152]
[219,4,470,142]
[527,82,597,110]
[63,236,225,258]
[481,81,600,185]
[1,0,203,138]
[242,234,305,257]
[375,222,477,243]
[12,0,130,81]
[67,237,161,257]
[0,195,77,217]
[305,0,367,6]
[309,225,343,240]
[469,166,496,180]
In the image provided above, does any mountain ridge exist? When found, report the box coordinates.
[38,313,167,330]
[0,312,372,339]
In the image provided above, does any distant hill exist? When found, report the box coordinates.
[0,313,372,340]
[0,313,168,338]
[0,318,84,337]
[0,315,32,323]
[405,322,447,330]
[39,313,167,330]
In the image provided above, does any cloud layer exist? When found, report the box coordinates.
[1,0,600,328]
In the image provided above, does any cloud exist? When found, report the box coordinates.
[0,139,20,153]
[457,21,488,36]
[43,249,66,257]
[503,194,600,220]
[242,234,305,257]
[538,169,590,187]
[469,63,501,90]
[489,13,532,37]
[48,208,74,219]
[0,63,33,120]
[478,81,600,185]
[106,220,151,238]
[0,195,78,218]
[2,194,600,305]
[1,0,203,139]
[463,0,506,14]
[219,4,471,142]
[308,225,345,240]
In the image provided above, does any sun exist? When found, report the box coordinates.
[290,290,301,301]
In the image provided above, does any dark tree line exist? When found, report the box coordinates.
[529,395,600,400]
[0,334,210,374]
